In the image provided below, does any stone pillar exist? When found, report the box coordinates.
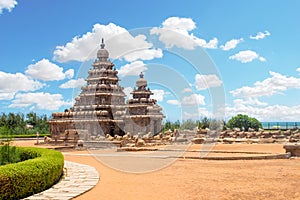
[150,120,155,134]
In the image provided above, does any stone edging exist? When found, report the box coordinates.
[178,153,291,160]
[24,161,99,200]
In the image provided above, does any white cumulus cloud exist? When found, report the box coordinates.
[0,71,44,100]
[123,87,133,99]
[183,107,211,120]
[230,70,300,98]
[203,37,218,49]
[167,99,180,106]
[226,99,300,122]
[296,68,300,74]
[9,92,72,110]
[53,23,162,63]
[229,50,265,63]
[182,88,193,93]
[25,59,74,81]
[250,31,271,40]
[150,17,218,50]
[259,57,267,62]
[152,89,165,102]
[0,0,17,14]
[59,78,86,89]
[220,38,243,51]
[118,61,147,77]
[233,98,268,107]
[181,94,205,106]
[162,16,196,31]
[123,48,163,62]
[194,74,223,90]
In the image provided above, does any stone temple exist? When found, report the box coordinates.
[49,39,164,140]
[125,72,163,134]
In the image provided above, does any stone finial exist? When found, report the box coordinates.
[139,72,144,78]
[100,38,105,49]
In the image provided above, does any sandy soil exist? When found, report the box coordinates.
[12,140,300,200]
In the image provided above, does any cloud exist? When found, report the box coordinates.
[0,71,44,100]
[0,93,14,100]
[25,59,74,81]
[162,16,196,31]
[167,93,205,107]
[181,94,205,106]
[182,88,193,93]
[220,38,243,51]
[203,38,218,49]
[53,23,162,63]
[183,107,211,120]
[297,68,300,74]
[167,99,180,106]
[59,78,86,89]
[229,50,265,63]
[65,69,74,79]
[0,0,17,14]
[250,31,271,40]
[233,98,268,107]
[150,17,218,50]
[9,92,72,110]
[226,99,300,122]
[152,89,165,102]
[230,71,300,98]
[194,74,223,90]
[123,48,163,62]
[118,61,147,77]
[123,87,133,99]
[259,57,266,62]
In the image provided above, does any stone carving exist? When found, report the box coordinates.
[49,39,164,144]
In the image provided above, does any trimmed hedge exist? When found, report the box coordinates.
[0,147,64,199]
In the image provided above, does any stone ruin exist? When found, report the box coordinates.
[48,39,164,147]
[47,39,300,149]
[192,128,300,144]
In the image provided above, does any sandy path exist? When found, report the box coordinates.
[65,144,299,200]
[11,141,300,200]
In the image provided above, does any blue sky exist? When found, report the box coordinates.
[0,0,300,122]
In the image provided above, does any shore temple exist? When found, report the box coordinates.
[49,39,164,139]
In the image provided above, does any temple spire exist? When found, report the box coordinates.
[139,72,144,78]
[100,38,105,49]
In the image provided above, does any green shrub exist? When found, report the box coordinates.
[227,114,262,131]
[0,147,64,199]
[0,144,21,165]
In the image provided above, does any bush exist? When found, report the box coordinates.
[0,144,20,165]
[227,114,262,131]
[0,147,64,199]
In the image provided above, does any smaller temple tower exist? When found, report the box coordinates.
[124,72,164,134]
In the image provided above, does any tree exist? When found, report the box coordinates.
[0,113,8,127]
[163,120,181,132]
[0,112,50,135]
[199,117,210,129]
[163,120,172,131]
[227,114,262,131]
[174,120,180,130]
[26,112,37,126]
[180,119,198,130]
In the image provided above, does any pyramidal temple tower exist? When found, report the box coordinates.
[125,72,164,134]
[50,39,126,137]
[49,39,164,140]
